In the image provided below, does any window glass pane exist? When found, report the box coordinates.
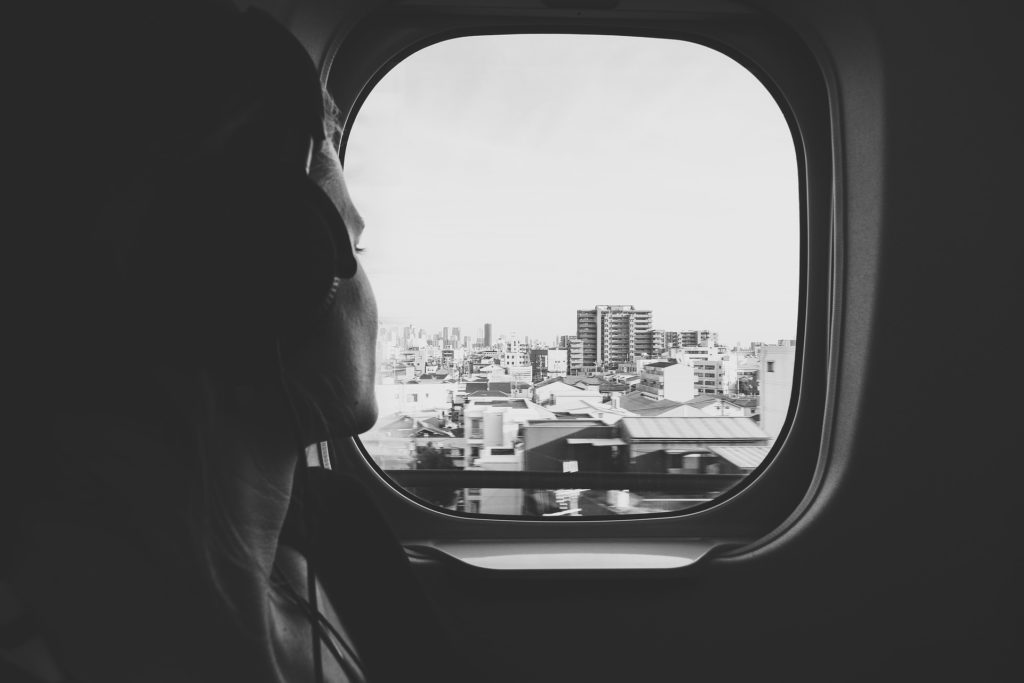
[345,34,798,517]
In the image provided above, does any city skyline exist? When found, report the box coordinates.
[377,314,789,351]
[346,33,799,347]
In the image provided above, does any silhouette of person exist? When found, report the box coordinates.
[4,2,462,682]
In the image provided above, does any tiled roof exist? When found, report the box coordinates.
[618,394,686,416]
[706,444,771,469]
[536,381,586,393]
[568,376,604,386]
[683,394,759,410]
[682,395,724,409]
[620,416,769,441]
[413,424,455,438]
[728,397,759,408]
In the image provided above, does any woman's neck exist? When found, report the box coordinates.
[216,414,299,578]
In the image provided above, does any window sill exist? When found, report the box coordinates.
[404,538,743,575]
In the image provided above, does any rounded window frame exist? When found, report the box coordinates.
[322,6,834,550]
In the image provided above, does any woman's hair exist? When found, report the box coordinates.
[7,0,350,635]
[323,86,347,150]
[192,86,349,624]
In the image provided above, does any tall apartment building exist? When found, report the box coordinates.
[576,305,653,367]
[483,323,493,348]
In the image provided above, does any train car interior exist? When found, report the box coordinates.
[6,0,1021,681]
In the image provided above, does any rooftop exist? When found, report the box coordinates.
[534,376,577,389]
[419,372,450,380]
[682,395,727,409]
[479,399,529,409]
[620,416,769,442]
[683,394,759,410]
[729,397,759,408]
[617,394,686,416]
[661,444,771,470]
[706,444,771,469]
[567,376,604,387]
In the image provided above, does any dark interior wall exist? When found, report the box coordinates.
[407,1,1023,680]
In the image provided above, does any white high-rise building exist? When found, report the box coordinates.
[576,305,653,366]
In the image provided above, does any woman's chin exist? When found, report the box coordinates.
[302,394,378,444]
[349,399,379,437]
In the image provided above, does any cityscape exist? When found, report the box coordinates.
[362,304,796,517]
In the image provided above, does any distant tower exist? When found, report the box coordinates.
[484,323,493,347]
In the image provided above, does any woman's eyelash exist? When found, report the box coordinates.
[354,245,366,254]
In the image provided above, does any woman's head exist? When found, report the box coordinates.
[45,2,378,437]
[10,0,380,635]
[14,0,380,550]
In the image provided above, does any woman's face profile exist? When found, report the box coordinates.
[290,138,379,437]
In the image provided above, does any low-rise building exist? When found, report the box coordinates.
[533,377,604,410]
[522,419,625,473]
[374,379,454,419]
[638,360,696,402]
[619,416,772,475]
[759,344,796,442]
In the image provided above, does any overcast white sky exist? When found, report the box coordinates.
[343,34,798,348]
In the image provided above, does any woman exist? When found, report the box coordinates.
[3,2,458,681]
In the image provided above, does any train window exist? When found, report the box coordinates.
[345,33,799,518]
